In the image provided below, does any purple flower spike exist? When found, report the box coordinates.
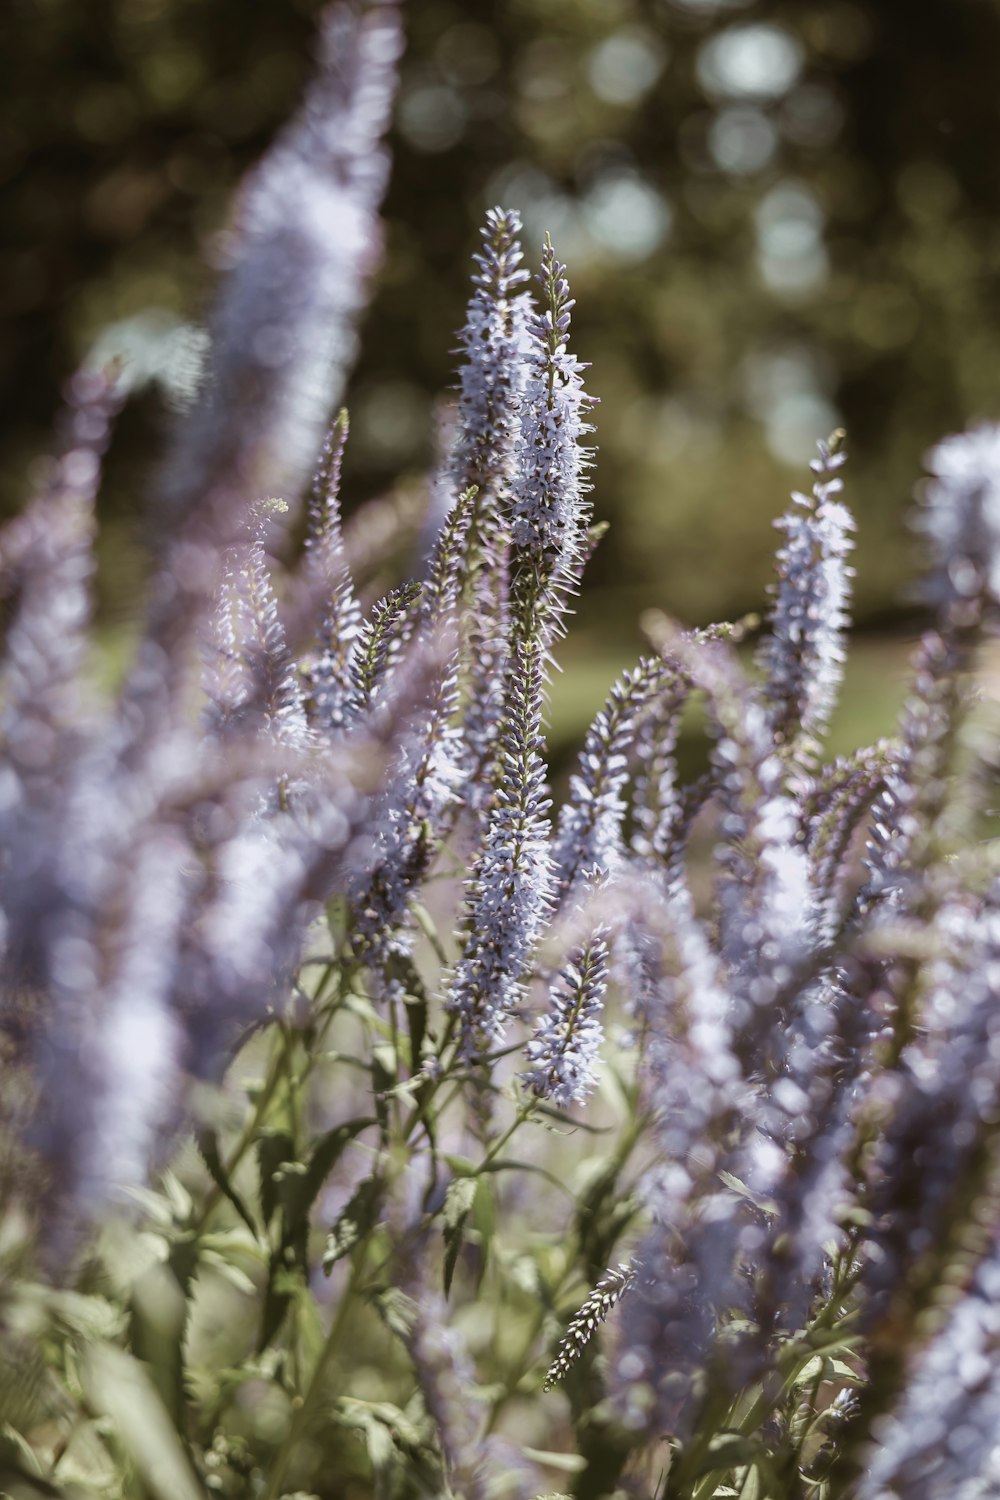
[509,239,595,566]
[522,924,610,1108]
[759,431,855,767]
[452,207,533,501]
[447,637,554,1060]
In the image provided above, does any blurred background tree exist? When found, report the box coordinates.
[4,0,1000,669]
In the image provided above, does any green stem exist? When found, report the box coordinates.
[260,1256,364,1500]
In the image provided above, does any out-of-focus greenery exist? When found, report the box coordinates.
[5,0,1000,629]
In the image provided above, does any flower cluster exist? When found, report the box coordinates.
[8,8,1000,1498]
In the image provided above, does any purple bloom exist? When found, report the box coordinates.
[918,422,1000,617]
[302,409,364,734]
[759,433,855,765]
[348,641,464,982]
[860,631,965,916]
[648,622,813,1037]
[521,924,609,1108]
[227,505,310,750]
[451,207,533,500]
[553,657,663,892]
[859,1241,1000,1500]
[446,637,554,1060]
[609,872,750,1438]
[136,1,403,721]
[0,368,122,803]
[506,238,596,653]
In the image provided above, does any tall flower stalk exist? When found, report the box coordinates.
[7,24,1000,1495]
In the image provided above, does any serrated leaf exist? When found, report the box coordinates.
[300,1118,375,1216]
[46,1292,126,1345]
[443,1175,477,1230]
[373,1287,417,1342]
[323,1177,384,1273]
[82,1344,204,1500]
[161,1171,193,1223]
[194,1127,259,1233]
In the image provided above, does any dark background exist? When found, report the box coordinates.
[4,0,1000,650]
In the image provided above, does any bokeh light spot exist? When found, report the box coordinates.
[698,24,804,103]
[708,106,779,174]
[587,27,668,107]
[399,84,465,153]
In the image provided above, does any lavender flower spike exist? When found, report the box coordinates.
[553,656,663,892]
[508,237,596,581]
[229,502,310,749]
[522,924,610,1109]
[303,408,363,733]
[136,0,403,728]
[452,207,533,499]
[858,1241,1000,1500]
[447,636,554,1059]
[918,421,1000,617]
[759,430,855,764]
[0,367,121,798]
[159,2,402,542]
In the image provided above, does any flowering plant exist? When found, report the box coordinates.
[3,6,1000,1499]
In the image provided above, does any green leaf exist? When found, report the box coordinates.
[441,1153,477,1177]
[128,1258,190,1428]
[44,1291,126,1347]
[300,1118,376,1217]
[718,1170,777,1217]
[791,1354,825,1388]
[323,1177,384,1273]
[256,1129,296,1228]
[200,1243,262,1295]
[737,1466,762,1500]
[82,1344,205,1500]
[521,1447,587,1473]
[372,1287,416,1342]
[443,1175,477,1230]
[693,1433,761,1478]
[442,1176,478,1296]
[0,1425,45,1479]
